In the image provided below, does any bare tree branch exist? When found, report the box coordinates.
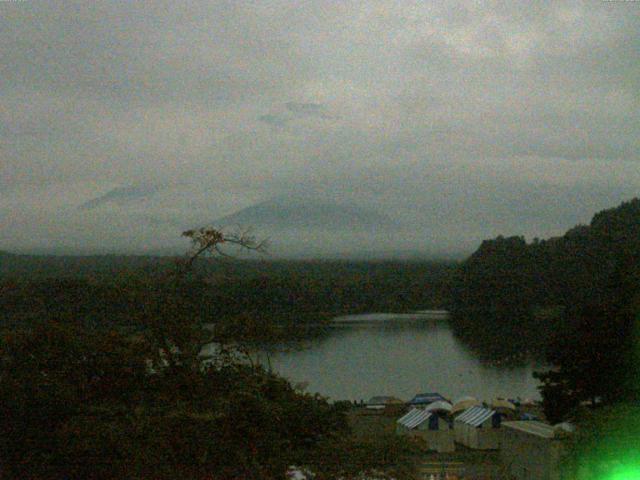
[178,227,269,275]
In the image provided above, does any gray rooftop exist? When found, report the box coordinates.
[502,421,556,438]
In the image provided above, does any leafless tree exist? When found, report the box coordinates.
[179,227,268,274]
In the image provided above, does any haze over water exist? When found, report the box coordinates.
[257,312,546,402]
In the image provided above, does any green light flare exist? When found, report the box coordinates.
[568,404,640,480]
[607,465,640,480]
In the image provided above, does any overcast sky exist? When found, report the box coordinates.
[1,1,639,256]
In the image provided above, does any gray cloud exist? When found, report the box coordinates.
[1,1,639,256]
[259,102,332,127]
[258,114,288,128]
[285,102,331,119]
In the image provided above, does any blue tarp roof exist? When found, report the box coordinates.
[409,392,447,405]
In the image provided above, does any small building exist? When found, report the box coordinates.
[500,421,572,480]
[396,408,454,453]
[454,406,503,450]
[408,392,447,407]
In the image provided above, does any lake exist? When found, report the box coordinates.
[255,311,546,403]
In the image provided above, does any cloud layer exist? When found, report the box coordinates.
[1,1,639,255]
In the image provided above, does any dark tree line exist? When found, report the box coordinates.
[449,198,640,420]
[0,259,453,338]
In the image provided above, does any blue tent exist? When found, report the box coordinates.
[408,392,447,406]
[520,413,539,421]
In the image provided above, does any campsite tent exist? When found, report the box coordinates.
[451,397,481,416]
[491,398,517,418]
[425,400,453,414]
[454,406,503,449]
[408,392,447,406]
[397,408,439,432]
[396,408,454,453]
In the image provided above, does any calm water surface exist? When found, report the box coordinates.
[256,312,546,402]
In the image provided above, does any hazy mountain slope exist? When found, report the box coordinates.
[207,197,427,258]
[215,198,398,230]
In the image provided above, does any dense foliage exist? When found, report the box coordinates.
[0,321,356,479]
[0,244,425,479]
[0,259,453,336]
[449,198,640,419]
[449,198,640,351]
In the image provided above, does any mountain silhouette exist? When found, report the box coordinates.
[214,197,398,231]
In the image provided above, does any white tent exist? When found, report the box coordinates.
[396,408,454,453]
[451,397,481,416]
[396,408,438,431]
[454,406,502,449]
[425,400,453,414]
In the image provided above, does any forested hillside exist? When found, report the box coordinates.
[448,198,640,359]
